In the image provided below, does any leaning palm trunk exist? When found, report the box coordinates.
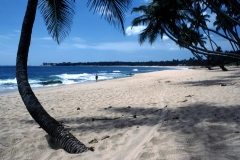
[16,0,88,154]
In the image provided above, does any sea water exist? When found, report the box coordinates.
[0,66,187,93]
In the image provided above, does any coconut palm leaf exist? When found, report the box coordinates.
[87,0,132,34]
[38,0,75,44]
[132,15,151,26]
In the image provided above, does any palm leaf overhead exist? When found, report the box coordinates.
[87,0,132,34]
[131,1,167,44]
[38,0,75,44]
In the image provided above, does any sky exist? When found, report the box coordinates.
[0,0,212,66]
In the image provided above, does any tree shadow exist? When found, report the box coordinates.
[45,135,62,150]
[173,68,240,87]
[54,106,166,132]
[61,103,240,130]
[179,79,233,86]
[20,103,240,157]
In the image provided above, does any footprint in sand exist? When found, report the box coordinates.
[44,151,62,160]
[6,147,22,159]
[0,136,23,147]
[110,133,123,142]
[98,141,109,151]
[149,137,161,146]
[139,151,156,159]
[161,148,188,155]
[156,134,172,143]
[208,144,227,152]
[208,125,226,131]
[133,127,140,134]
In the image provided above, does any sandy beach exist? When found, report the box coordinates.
[1,67,240,160]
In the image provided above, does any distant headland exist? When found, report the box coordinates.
[42,58,205,66]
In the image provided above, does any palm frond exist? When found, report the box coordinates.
[132,16,151,26]
[139,28,148,45]
[139,20,154,44]
[87,0,132,34]
[149,20,162,44]
[131,5,148,14]
[38,0,75,44]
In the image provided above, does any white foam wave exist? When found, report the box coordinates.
[55,73,91,80]
[30,84,44,88]
[0,78,17,85]
[0,78,47,90]
[53,73,113,84]
[29,79,42,84]
[0,71,128,90]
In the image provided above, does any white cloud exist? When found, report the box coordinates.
[126,26,146,36]
[162,36,169,41]
[92,42,144,51]
[13,30,21,33]
[59,41,147,51]
[40,37,52,40]
[169,47,179,51]
[126,26,169,41]
[93,41,179,52]
[143,0,152,2]
[0,35,11,39]
[0,33,18,39]
[58,39,179,53]
[72,43,88,49]
[71,37,85,42]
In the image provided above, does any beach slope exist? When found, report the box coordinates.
[0,67,240,160]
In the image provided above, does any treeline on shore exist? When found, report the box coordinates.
[43,57,239,67]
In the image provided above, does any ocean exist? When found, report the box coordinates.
[0,66,187,93]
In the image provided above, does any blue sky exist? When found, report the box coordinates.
[0,0,210,66]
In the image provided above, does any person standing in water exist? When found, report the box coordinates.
[95,74,98,82]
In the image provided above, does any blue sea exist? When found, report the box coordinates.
[0,66,187,93]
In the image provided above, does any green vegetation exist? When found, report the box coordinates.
[43,58,206,66]
[43,57,240,67]
[131,0,240,70]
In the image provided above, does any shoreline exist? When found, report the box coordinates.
[1,67,240,159]
[0,66,191,96]
[0,75,134,96]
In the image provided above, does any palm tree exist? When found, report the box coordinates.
[16,0,132,154]
[131,0,185,45]
[131,0,240,70]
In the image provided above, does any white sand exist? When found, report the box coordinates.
[0,67,240,160]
